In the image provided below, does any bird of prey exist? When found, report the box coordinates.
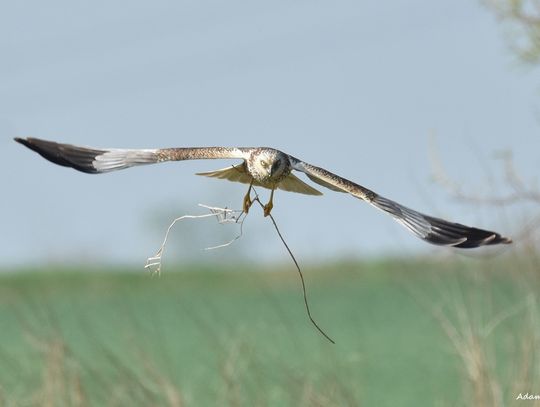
[15,137,511,249]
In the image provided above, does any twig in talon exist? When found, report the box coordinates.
[251,188,335,344]
[204,218,246,251]
[145,205,245,275]
[198,204,244,223]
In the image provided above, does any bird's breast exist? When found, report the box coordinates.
[249,167,290,187]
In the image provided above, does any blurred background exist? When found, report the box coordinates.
[2,0,538,265]
[1,0,539,406]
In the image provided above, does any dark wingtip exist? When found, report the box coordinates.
[421,213,512,249]
[451,230,512,249]
[14,137,29,146]
[498,236,512,245]
[14,137,44,154]
[14,137,101,173]
[370,194,512,249]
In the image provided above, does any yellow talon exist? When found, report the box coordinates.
[243,181,253,214]
[263,188,275,217]
[263,201,273,217]
[243,193,252,214]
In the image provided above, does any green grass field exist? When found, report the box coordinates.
[0,257,537,406]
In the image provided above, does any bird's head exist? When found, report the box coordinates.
[251,149,290,181]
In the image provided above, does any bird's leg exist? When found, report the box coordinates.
[264,188,275,217]
[243,181,254,214]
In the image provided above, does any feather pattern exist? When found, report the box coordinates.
[15,137,512,249]
[197,164,322,195]
[291,156,511,248]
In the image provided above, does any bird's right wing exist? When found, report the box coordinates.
[14,138,250,174]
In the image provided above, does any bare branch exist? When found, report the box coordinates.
[144,205,245,275]
[250,189,336,344]
[143,189,334,343]
[429,140,540,206]
[485,0,540,63]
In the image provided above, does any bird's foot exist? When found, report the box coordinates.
[263,201,273,217]
[243,193,252,214]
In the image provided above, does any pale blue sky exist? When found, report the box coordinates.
[2,1,538,266]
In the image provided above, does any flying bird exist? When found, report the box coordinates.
[15,137,512,249]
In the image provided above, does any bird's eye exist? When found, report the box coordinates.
[261,160,268,168]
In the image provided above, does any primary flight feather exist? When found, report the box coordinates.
[15,137,512,249]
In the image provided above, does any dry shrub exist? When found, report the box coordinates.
[428,148,540,405]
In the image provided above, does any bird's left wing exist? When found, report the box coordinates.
[14,138,251,174]
[291,156,512,248]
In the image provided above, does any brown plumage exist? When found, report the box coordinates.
[15,137,512,249]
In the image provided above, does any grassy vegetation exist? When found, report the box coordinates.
[0,256,537,406]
